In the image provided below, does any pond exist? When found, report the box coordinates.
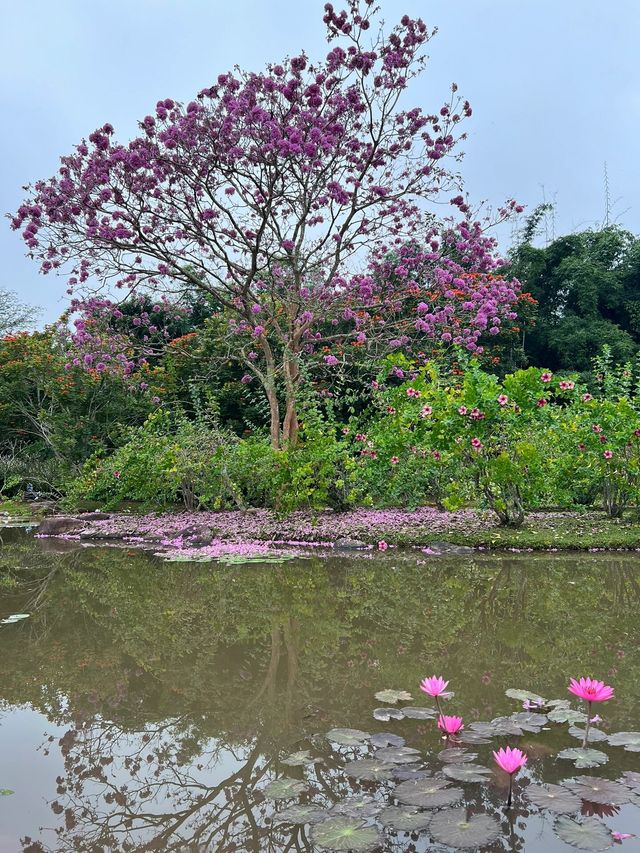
[0,529,638,852]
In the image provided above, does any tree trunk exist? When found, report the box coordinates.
[265,386,281,450]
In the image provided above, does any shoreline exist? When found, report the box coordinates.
[4,504,640,559]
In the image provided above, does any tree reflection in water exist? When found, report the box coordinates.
[0,533,638,852]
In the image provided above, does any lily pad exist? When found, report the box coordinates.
[373,707,404,722]
[311,817,382,852]
[438,748,478,764]
[343,759,395,781]
[401,706,436,720]
[567,777,633,806]
[458,731,491,745]
[558,748,609,769]
[511,711,548,731]
[163,554,213,563]
[330,798,382,819]
[442,763,492,783]
[548,708,588,724]
[568,726,608,743]
[373,746,420,765]
[505,688,547,705]
[276,804,331,824]
[370,733,405,749]
[264,777,308,800]
[392,767,431,781]
[621,771,640,790]
[429,808,500,848]
[395,777,461,808]
[375,689,413,704]
[0,789,14,796]
[554,815,614,851]
[0,614,30,624]
[608,731,640,752]
[282,750,322,766]
[379,806,433,831]
[326,728,370,746]
[524,784,582,813]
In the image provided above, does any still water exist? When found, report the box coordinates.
[0,529,639,852]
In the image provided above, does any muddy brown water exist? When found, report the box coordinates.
[0,528,639,851]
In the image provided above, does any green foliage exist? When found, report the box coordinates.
[507,226,640,373]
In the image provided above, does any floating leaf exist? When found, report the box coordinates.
[311,817,382,851]
[621,771,640,791]
[558,748,609,769]
[276,804,331,824]
[568,777,633,806]
[0,789,14,796]
[373,746,420,765]
[548,708,588,724]
[429,808,500,848]
[392,767,431,781]
[373,707,404,722]
[0,614,30,624]
[326,728,370,746]
[343,759,395,781]
[505,688,547,705]
[379,806,433,831]
[375,689,413,704]
[163,554,213,563]
[555,815,614,851]
[218,554,296,564]
[401,706,436,720]
[568,726,608,743]
[396,780,461,808]
[511,711,548,731]
[459,731,491,745]
[469,719,522,737]
[443,763,492,783]
[548,699,572,709]
[370,733,405,749]
[524,784,582,813]
[330,798,382,819]
[608,731,640,752]
[264,778,308,800]
[438,748,478,764]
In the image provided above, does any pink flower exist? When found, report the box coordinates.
[559,380,575,390]
[612,832,635,843]
[341,427,350,435]
[604,450,613,459]
[634,429,640,438]
[493,746,527,775]
[390,456,399,466]
[458,405,468,415]
[568,677,614,703]
[537,398,548,407]
[497,394,509,405]
[114,471,121,479]
[541,372,553,383]
[592,424,603,434]
[432,450,441,460]
[386,406,396,414]
[420,405,433,418]
[355,433,367,442]
[420,675,449,697]
[582,393,593,402]
[378,540,388,551]
[438,715,463,735]
[471,437,482,449]
[406,387,420,397]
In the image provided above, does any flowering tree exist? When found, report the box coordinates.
[11,0,520,448]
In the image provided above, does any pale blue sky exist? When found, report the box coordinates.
[2,0,638,324]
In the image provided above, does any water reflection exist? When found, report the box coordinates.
[0,532,639,851]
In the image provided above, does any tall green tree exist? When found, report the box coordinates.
[508,225,640,372]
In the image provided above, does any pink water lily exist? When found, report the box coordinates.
[612,832,635,843]
[568,677,614,703]
[493,746,527,809]
[438,715,463,735]
[420,675,449,697]
[493,746,527,775]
